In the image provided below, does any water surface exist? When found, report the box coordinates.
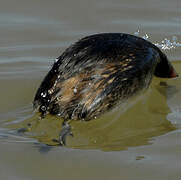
[0,0,181,179]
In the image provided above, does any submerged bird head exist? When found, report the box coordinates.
[154,52,178,78]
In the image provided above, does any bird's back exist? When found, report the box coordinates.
[34,33,161,120]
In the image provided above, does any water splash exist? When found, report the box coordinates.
[134,29,149,40]
[134,29,181,50]
[155,36,181,50]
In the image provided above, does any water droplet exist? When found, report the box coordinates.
[73,88,77,94]
[134,29,140,36]
[41,106,46,111]
[54,58,59,63]
[143,33,149,40]
[41,92,47,97]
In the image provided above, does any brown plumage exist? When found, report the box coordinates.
[33,33,178,121]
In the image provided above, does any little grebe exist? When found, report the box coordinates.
[33,33,178,144]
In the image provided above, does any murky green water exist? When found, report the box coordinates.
[0,0,181,179]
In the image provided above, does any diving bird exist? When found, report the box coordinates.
[33,33,178,145]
